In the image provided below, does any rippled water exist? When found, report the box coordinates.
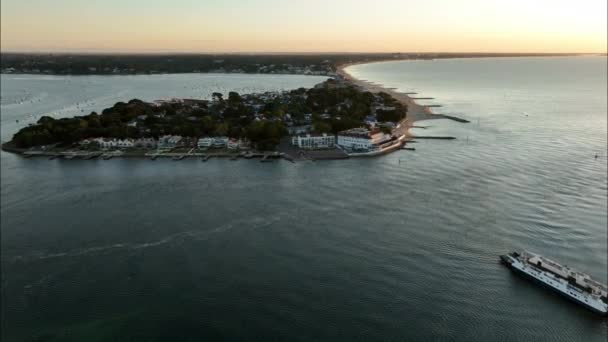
[1,59,607,341]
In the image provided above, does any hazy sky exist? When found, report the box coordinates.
[1,0,606,53]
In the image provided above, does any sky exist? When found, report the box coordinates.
[1,0,606,53]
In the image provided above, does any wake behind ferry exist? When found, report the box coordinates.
[501,251,608,315]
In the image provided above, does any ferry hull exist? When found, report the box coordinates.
[502,256,608,316]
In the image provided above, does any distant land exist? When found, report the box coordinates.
[0,52,586,76]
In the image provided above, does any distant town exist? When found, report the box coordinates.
[2,78,411,161]
[0,53,580,76]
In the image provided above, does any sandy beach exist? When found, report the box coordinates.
[336,62,465,139]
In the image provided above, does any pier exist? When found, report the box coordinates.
[412,136,456,140]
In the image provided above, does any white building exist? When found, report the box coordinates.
[94,138,135,150]
[288,124,312,135]
[227,139,240,150]
[291,133,336,150]
[117,139,135,148]
[197,137,213,149]
[337,128,389,152]
[158,135,182,149]
[212,136,229,148]
[134,138,157,149]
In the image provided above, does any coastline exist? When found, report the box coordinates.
[336,62,467,140]
[2,64,469,161]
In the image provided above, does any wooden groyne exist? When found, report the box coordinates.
[441,115,470,123]
[412,136,456,140]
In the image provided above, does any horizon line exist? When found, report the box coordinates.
[1,51,604,56]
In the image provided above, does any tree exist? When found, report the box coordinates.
[212,92,224,102]
[228,91,242,105]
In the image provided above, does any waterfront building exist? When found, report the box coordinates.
[337,128,389,151]
[291,133,336,150]
[212,136,229,148]
[134,138,157,149]
[158,135,182,149]
[364,115,378,127]
[94,138,135,150]
[116,139,135,148]
[197,137,213,149]
[227,139,239,150]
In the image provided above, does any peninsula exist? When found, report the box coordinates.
[2,71,468,161]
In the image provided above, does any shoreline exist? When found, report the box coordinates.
[336,62,468,140]
[2,64,469,161]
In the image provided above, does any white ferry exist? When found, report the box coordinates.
[501,251,608,315]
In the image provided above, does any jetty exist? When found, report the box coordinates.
[413,136,456,140]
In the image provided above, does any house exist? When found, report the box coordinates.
[237,139,251,150]
[212,136,229,148]
[79,138,93,146]
[337,128,390,152]
[364,115,378,127]
[197,137,213,149]
[288,125,312,135]
[158,135,182,149]
[116,139,135,149]
[227,139,240,150]
[127,120,138,128]
[95,138,135,150]
[134,138,157,149]
[291,133,336,150]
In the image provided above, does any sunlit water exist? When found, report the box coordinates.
[1,59,606,341]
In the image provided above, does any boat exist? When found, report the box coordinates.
[501,251,608,315]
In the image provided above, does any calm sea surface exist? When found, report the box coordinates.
[1,58,607,341]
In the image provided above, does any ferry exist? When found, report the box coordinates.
[501,252,608,315]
